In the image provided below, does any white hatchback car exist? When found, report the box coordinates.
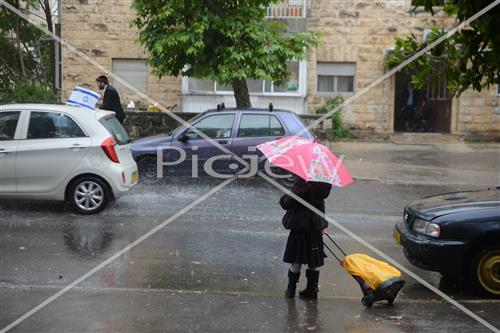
[0,104,138,214]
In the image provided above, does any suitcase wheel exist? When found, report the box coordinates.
[361,294,374,308]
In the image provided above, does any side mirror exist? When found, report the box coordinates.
[179,133,190,142]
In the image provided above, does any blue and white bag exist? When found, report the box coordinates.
[66,86,101,110]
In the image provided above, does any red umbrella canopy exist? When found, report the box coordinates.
[257,136,354,187]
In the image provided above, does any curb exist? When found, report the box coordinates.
[353,176,495,187]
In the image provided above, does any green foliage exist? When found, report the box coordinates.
[0,82,57,103]
[0,0,55,97]
[386,0,500,96]
[131,0,320,105]
[316,97,351,140]
[0,33,20,91]
[385,29,450,92]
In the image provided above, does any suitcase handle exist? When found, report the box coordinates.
[323,233,348,263]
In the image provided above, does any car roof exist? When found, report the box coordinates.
[203,108,293,114]
[0,103,114,119]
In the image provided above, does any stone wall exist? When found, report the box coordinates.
[306,0,454,132]
[123,111,331,139]
[305,1,499,136]
[455,86,500,138]
[61,0,181,108]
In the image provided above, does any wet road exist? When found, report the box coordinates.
[1,176,499,333]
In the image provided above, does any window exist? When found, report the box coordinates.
[317,62,356,93]
[189,78,214,93]
[112,59,148,93]
[497,84,500,96]
[187,61,301,95]
[266,62,300,93]
[100,116,130,144]
[0,112,20,141]
[184,114,235,140]
[237,114,285,138]
[27,112,85,139]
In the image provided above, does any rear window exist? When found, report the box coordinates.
[237,114,285,138]
[279,112,314,139]
[100,116,130,144]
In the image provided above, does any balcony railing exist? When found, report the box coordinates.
[266,0,306,18]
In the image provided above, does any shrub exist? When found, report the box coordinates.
[331,111,351,139]
[0,82,57,104]
[316,97,352,140]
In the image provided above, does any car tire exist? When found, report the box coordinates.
[137,156,161,184]
[469,244,500,298]
[68,176,110,215]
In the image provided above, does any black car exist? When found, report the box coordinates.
[394,187,500,298]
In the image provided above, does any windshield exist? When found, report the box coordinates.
[100,116,131,144]
[168,113,204,136]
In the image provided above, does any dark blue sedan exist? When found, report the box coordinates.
[395,188,500,298]
[131,107,314,183]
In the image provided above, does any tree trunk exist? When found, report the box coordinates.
[232,78,252,108]
[14,0,26,78]
[40,0,56,89]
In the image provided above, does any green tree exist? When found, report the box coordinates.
[0,0,56,100]
[132,0,320,108]
[386,0,500,95]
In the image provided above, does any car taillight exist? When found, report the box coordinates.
[101,137,120,163]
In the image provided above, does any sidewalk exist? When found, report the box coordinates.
[326,139,500,186]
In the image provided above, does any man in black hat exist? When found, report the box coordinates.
[96,75,126,123]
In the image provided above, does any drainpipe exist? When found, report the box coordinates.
[55,0,61,101]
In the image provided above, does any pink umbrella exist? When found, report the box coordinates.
[257,136,354,187]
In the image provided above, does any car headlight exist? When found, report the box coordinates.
[412,218,440,238]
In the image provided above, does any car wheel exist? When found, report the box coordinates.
[69,176,110,215]
[137,156,160,184]
[470,244,500,298]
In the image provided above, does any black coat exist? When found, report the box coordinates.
[279,180,331,230]
[280,180,332,267]
[102,85,125,123]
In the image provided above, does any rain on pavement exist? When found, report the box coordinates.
[1,142,499,333]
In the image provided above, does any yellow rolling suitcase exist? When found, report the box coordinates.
[324,234,405,308]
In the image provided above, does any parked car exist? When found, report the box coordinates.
[394,188,500,297]
[131,106,314,183]
[0,104,138,214]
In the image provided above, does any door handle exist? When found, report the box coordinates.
[69,144,85,150]
[218,140,229,144]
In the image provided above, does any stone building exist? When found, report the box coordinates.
[61,0,500,138]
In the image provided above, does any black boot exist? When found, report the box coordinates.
[299,269,319,299]
[285,270,300,298]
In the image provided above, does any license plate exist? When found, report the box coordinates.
[393,229,401,245]
[131,171,138,184]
